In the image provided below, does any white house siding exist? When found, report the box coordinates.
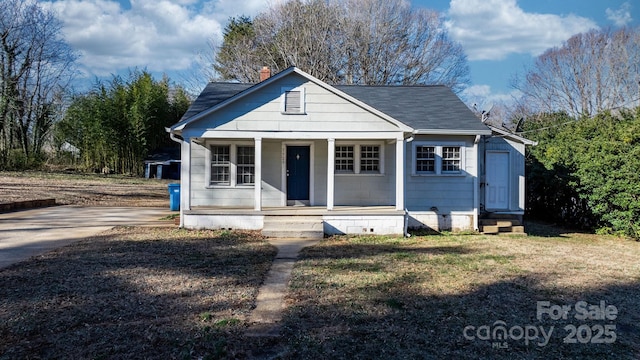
[189,139,284,208]
[405,135,478,231]
[185,74,401,135]
[483,136,526,213]
[334,142,396,206]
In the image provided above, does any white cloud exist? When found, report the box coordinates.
[606,2,633,27]
[461,84,521,109]
[445,0,598,61]
[41,0,270,78]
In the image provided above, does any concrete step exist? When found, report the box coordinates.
[262,216,324,239]
[481,225,526,235]
[479,219,522,227]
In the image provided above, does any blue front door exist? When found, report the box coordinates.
[286,146,310,202]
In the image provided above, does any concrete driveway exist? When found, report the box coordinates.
[0,206,174,269]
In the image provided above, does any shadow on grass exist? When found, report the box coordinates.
[268,238,640,360]
[0,228,277,359]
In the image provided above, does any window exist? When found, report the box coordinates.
[413,143,464,175]
[415,146,435,173]
[208,144,255,186]
[210,145,230,185]
[334,143,383,175]
[236,146,255,185]
[335,146,354,172]
[442,146,461,173]
[360,145,380,173]
[281,87,305,114]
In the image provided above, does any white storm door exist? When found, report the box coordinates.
[485,151,509,210]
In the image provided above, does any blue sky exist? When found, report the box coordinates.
[41,0,638,107]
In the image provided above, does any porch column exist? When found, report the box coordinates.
[180,137,192,227]
[254,137,262,211]
[395,136,405,211]
[327,138,335,210]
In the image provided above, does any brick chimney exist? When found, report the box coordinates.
[259,66,271,82]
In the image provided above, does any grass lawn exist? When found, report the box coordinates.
[1,224,638,359]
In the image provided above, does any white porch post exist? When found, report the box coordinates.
[180,138,192,227]
[254,137,262,211]
[395,136,405,211]
[327,138,335,210]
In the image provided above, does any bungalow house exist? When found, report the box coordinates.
[168,67,535,237]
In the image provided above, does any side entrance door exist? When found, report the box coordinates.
[286,146,310,205]
[485,151,509,210]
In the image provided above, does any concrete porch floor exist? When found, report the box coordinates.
[185,205,403,216]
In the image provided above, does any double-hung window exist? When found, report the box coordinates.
[236,146,255,185]
[413,142,464,175]
[210,145,231,185]
[335,143,383,175]
[208,144,255,186]
[360,145,380,173]
[335,146,354,172]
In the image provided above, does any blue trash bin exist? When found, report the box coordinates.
[168,183,180,211]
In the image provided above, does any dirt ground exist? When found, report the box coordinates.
[0,171,173,207]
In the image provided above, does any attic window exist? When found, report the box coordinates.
[281,87,305,114]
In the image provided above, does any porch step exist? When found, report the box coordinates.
[262,215,324,239]
[480,215,526,235]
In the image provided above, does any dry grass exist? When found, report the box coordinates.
[0,171,172,207]
[280,230,640,359]
[0,227,277,359]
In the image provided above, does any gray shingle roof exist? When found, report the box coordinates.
[179,81,489,134]
[179,82,253,121]
[335,85,489,133]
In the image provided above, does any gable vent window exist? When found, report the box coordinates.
[281,87,305,114]
[284,91,301,113]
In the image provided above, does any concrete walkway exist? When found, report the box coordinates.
[246,237,321,337]
[0,206,173,269]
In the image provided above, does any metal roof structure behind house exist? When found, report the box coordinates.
[178,72,489,134]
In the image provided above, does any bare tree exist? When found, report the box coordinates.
[209,0,469,90]
[514,27,640,118]
[0,0,77,168]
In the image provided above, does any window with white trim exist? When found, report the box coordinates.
[335,145,354,172]
[415,145,435,173]
[360,145,380,173]
[210,145,230,185]
[236,146,255,185]
[335,143,384,174]
[281,87,305,114]
[442,146,461,173]
[413,142,464,175]
[208,144,255,186]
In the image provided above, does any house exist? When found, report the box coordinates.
[144,147,181,180]
[168,67,535,236]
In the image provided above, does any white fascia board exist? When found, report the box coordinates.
[292,68,413,132]
[170,67,299,132]
[173,66,414,134]
[183,129,406,140]
[413,129,492,136]
[488,126,538,145]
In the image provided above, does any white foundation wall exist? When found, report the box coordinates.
[407,211,475,232]
[323,215,405,235]
[183,214,263,230]
[182,213,407,235]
